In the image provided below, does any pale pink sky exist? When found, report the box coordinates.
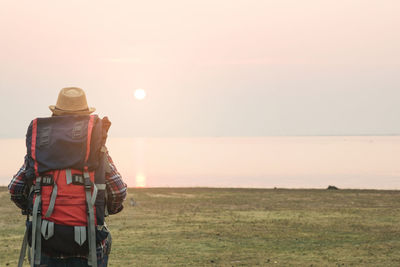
[1,0,399,137]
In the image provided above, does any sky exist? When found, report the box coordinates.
[0,0,399,138]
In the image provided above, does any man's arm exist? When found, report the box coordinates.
[105,152,127,214]
[8,157,29,211]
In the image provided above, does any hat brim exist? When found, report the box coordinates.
[49,105,96,115]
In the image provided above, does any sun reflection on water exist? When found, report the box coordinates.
[135,173,146,187]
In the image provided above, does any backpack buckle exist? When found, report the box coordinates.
[41,175,54,186]
[72,174,84,185]
[84,172,91,190]
[33,177,42,193]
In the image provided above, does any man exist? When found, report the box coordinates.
[8,87,127,267]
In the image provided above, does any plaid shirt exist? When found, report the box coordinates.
[8,151,127,259]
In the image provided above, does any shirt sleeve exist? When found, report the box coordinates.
[8,157,29,211]
[105,152,127,215]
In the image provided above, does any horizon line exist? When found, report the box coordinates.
[1,134,400,139]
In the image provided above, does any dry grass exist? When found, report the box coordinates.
[1,187,400,266]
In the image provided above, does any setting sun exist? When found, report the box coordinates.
[134,89,146,100]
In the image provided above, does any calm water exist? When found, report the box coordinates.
[1,137,399,189]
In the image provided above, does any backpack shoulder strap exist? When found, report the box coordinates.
[84,115,98,267]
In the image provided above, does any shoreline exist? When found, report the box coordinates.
[1,186,399,191]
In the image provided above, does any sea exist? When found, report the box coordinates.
[1,136,399,189]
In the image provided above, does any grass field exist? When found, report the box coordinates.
[1,187,400,266]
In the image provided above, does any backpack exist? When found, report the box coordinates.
[18,114,111,267]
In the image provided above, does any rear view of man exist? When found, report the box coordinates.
[8,87,127,267]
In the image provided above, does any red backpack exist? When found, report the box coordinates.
[19,115,111,267]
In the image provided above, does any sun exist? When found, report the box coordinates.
[134,88,146,100]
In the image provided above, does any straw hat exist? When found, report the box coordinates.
[49,87,96,115]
